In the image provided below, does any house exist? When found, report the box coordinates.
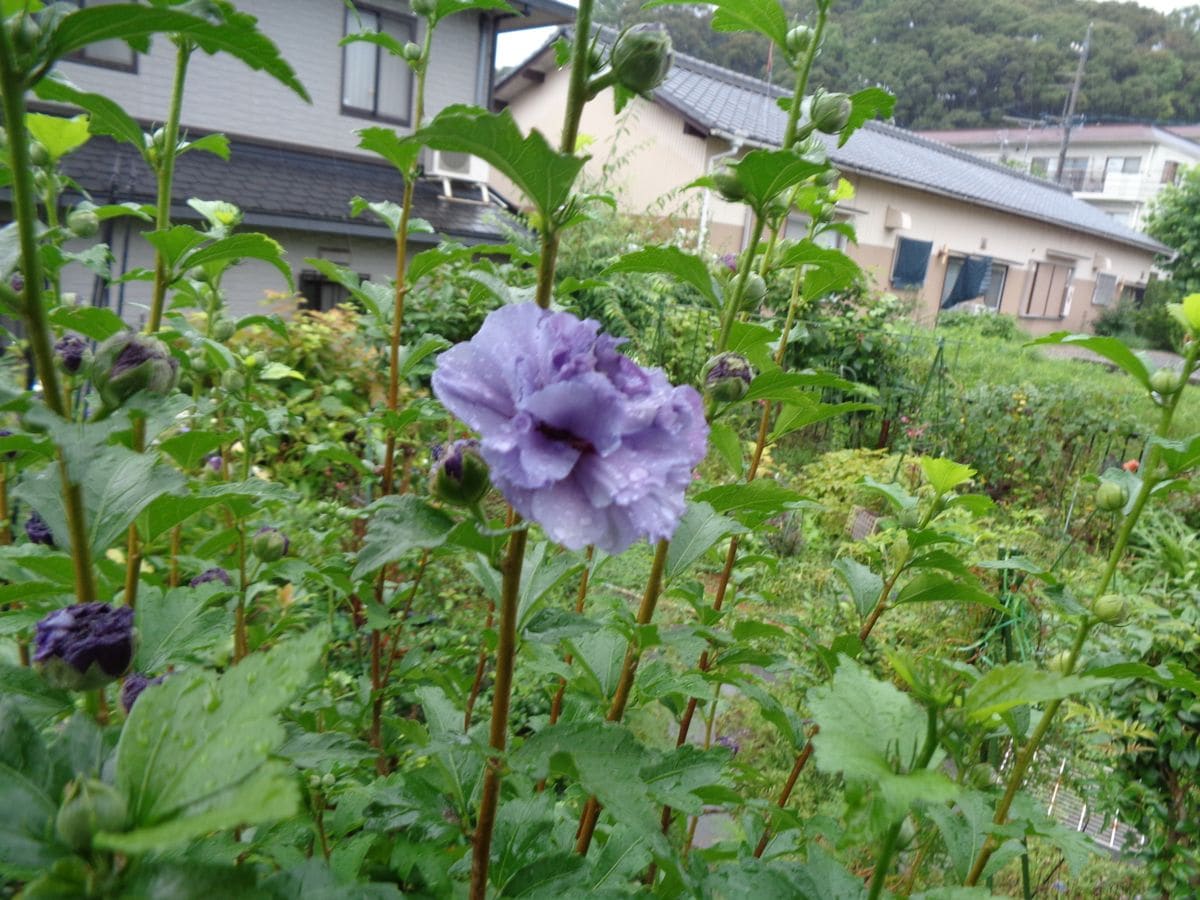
[494,30,1169,335]
[918,123,1200,230]
[45,0,572,322]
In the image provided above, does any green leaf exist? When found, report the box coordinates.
[1084,661,1200,698]
[48,305,126,341]
[859,475,916,511]
[358,126,420,173]
[963,663,1111,722]
[695,480,803,527]
[25,113,90,161]
[770,401,876,441]
[301,258,389,319]
[1147,433,1200,475]
[641,745,727,814]
[775,241,862,301]
[134,586,228,672]
[743,369,856,404]
[664,501,747,584]
[925,791,996,883]
[180,132,230,160]
[0,664,72,726]
[182,233,293,292]
[707,421,744,476]
[839,87,896,147]
[145,225,207,269]
[645,0,788,47]
[353,495,456,579]
[894,573,1007,615]
[832,558,883,618]
[427,0,514,27]
[414,106,584,221]
[602,246,721,308]
[920,457,975,495]
[350,196,405,233]
[728,149,825,214]
[34,75,144,149]
[107,629,325,846]
[49,5,309,102]
[158,430,224,470]
[1027,332,1152,391]
[399,335,450,378]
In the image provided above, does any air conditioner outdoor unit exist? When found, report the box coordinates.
[428,149,492,203]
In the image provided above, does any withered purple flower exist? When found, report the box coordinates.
[206,453,223,473]
[54,333,89,374]
[34,603,135,691]
[429,438,490,507]
[25,511,54,546]
[120,672,166,713]
[189,566,232,588]
[432,303,707,554]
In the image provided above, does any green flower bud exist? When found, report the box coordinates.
[252,526,289,562]
[711,172,746,203]
[402,41,422,63]
[67,208,100,239]
[1091,593,1128,625]
[92,332,179,410]
[430,439,490,507]
[29,139,49,167]
[703,352,754,402]
[187,347,211,375]
[1046,650,1073,675]
[1095,480,1127,512]
[56,778,128,852]
[898,506,921,529]
[744,273,767,304]
[412,0,437,17]
[611,25,672,95]
[7,14,40,57]
[966,763,999,789]
[221,368,245,392]
[785,24,815,60]
[211,317,237,342]
[1150,367,1181,396]
[811,90,852,135]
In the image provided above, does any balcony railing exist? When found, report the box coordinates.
[1058,170,1107,192]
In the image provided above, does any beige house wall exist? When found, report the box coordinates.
[500,74,1159,335]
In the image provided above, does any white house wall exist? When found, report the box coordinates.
[55,0,484,158]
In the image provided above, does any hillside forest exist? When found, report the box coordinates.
[596,0,1200,129]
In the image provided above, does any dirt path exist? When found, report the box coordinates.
[1035,343,1199,383]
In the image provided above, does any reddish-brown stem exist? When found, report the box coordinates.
[464,600,495,732]
[380,551,430,688]
[575,539,669,856]
[548,545,595,727]
[753,729,817,858]
[468,523,529,900]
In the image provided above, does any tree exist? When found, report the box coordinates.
[1147,165,1200,293]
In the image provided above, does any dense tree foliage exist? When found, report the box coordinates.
[1148,164,1200,292]
[598,0,1200,129]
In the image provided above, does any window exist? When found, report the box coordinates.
[1030,157,1051,177]
[1092,272,1119,307]
[341,5,415,124]
[70,0,137,71]
[941,255,1007,310]
[890,237,933,290]
[1105,156,1141,174]
[1059,156,1089,190]
[1162,160,1181,185]
[1021,260,1074,318]
[299,270,368,312]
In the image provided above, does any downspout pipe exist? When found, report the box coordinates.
[697,131,745,253]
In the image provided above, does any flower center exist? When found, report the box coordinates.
[538,422,595,454]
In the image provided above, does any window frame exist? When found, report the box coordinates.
[1020,260,1075,319]
[299,269,371,313]
[1092,272,1119,307]
[1162,160,1181,185]
[69,0,138,73]
[340,3,416,127]
[939,254,1008,311]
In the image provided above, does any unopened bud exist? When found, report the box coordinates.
[252,526,289,562]
[92,332,179,410]
[56,778,127,852]
[429,439,490,507]
[611,25,672,95]
[703,353,754,402]
[811,90,852,135]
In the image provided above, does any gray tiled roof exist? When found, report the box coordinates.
[657,52,1167,254]
[60,135,521,244]
[503,30,1166,254]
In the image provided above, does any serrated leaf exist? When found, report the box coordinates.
[48,305,125,341]
[1084,661,1200,697]
[180,132,230,160]
[894,573,1006,614]
[1147,432,1200,475]
[770,401,876,441]
[727,149,825,214]
[839,87,895,147]
[134,586,228,672]
[144,225,207,269]
[158,430,224,470]
[859,475,916,511]
[1027,332,1152,390]
[707,422,744,476]
[34,75,144,149]
[413,106,584,221]
[602,246,721,308]
[353,495,456,579]
[357,126,419,173]
[832,558,883,618]
[695,480,803,527]
[399,335,450,377]
[920,457,975,495]
[25,113,90,161]
[743,369,856,403]
[964,663,1110,722]
[664,501,747,584]
[111,629,325,840]
[0,664,72,726]
[182,233,293,292]
[776,241,862,301]
[645,0,788,46]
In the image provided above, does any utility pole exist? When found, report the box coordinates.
[1055,21,1092,186]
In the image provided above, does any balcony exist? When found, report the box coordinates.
[1059,169,1106,192]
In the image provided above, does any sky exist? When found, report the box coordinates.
[496,0,1198,70]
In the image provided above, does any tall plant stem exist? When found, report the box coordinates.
[575,538,669,856]
[548,545,594,727]
[965,339,1199,886]
[0,467,10,546]
[0,39,96,603]
[752,729,817,857]
[468,523,529,900]
[867,705,939,900]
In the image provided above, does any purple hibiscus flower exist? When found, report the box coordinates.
[431,303,707,554]
[120,672,166,713]
[34,603,135,691]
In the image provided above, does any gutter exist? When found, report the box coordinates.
[696,128,763,252]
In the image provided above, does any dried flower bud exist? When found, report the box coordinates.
[811,90,852,135]
[25,511,54,546]
[703,352,754,402]
[429,439,490,507]
[252,526,289,562]
[34,603,135,691]
[92,332,179,410]
[54,333,89,374]
[55,778,127,852]
[611,25,672,95]
[120,672,166,714]
[190,566,232,588]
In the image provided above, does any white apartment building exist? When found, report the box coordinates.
[920,124,1200,231]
